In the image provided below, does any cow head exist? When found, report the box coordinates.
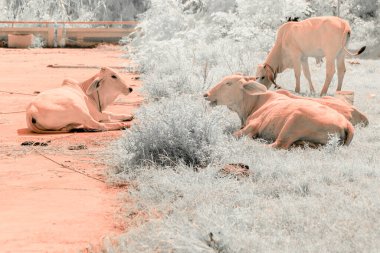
[204,74,267,112]
[86,67,133,111]
[86,67,133,96]
[255,64,277,89]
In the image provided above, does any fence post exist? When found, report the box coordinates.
[57,24,65,47]
[337,0,340,17]
[47,24,54,47]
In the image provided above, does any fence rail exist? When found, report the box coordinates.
[0,20,138,26]
[0,21,138,47]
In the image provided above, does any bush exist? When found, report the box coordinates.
[110,95,238,172]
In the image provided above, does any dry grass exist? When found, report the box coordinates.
[106,1,380,252]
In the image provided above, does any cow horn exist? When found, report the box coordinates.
[243,76,257,82]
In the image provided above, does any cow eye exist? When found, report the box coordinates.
[261,77,265,80]
[111,75,117,79]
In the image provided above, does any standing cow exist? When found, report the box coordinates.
[256,16,366,96]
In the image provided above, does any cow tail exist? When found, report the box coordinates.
[357,112,369,127]
[360,114,369,127]
[343,122,355,146]
[342,25,366,56]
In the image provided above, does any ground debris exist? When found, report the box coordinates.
[68,144,88,150]
[21,140,50,146]
[218,163,250,179]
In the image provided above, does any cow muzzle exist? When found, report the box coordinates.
[203,93,217,107]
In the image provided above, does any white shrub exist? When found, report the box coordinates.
[108,1,380,252]
[109,144,380,252]
[0,0,149,21]
[110,95,239,172]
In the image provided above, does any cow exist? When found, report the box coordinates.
[255,16,366,96]
[213,74,368,127]
[203,75,354,149]
[26,67,134,133]
[275,89,369,127]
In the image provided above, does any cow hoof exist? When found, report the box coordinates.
[121,122,132,129]
[123,115,134,121]
[269,142,287,149]
[233,130,243,139]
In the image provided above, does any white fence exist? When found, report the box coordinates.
[0,21,137,47]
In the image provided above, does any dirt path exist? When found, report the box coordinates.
[0,45,141,252]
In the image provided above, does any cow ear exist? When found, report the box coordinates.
[242,81,267,95]
[86,78,101,95]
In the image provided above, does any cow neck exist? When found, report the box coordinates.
[80,75,103,112]
[241,92,275,124]
[240,92,261,125]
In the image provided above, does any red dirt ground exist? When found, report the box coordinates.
[0,45,142,252]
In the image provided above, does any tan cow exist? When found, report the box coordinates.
[26,67,134,133]
[255,16,366,96]
[204,75,354,149]
[275,89,369,127]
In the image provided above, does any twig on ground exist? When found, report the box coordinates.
[47,64,126,69]
[33,148,106,183]
[0,90,37,96]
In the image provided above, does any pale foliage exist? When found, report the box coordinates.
[0,0,149,21]
[109,95,238,172]
[107,1,380,252]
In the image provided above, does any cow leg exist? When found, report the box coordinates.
[320,57,336,96]
[81,113,131,131]
[270,116,300,149]
[103,112,134,121]
[293,56,302,93]
[233,122,259,139]
[91,110,133,122]
[270,133,295,149]
[336,52,346,91]
[301,58,316,93]
[100,112,133,121]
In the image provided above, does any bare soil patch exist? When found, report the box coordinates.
[0,46,141,252]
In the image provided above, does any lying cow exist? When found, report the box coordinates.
[26,67,133,133]
[204,75,354,149]
[275,89,369,127]
[210,74,368,127]
[255,16,366,96]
